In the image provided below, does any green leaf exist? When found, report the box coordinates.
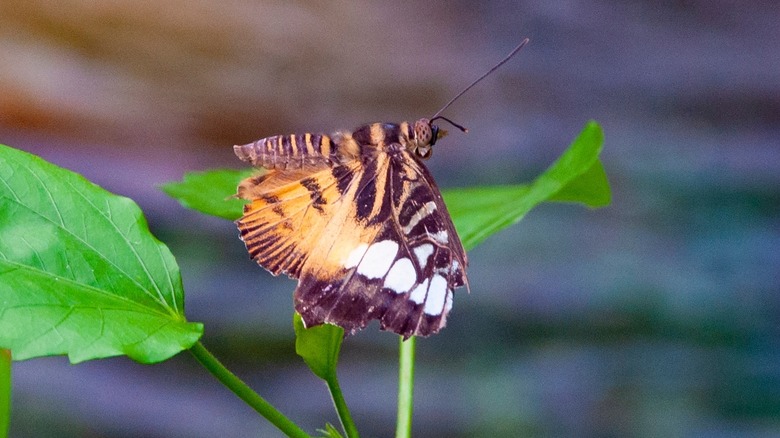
[160,168,253,221]
[162,122,609,252]
[444,121,608,250]
[0,145,203,364]
[293,313,343,381]
[548,159,610,207]
[164,168,246,219]
[294,316,358,437]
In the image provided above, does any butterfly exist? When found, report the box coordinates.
[234,40,528,338]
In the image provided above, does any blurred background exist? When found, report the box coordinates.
[2,0,779,436]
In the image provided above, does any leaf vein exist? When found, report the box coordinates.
[63,178,172,311]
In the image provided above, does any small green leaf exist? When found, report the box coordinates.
[317,423,346,438]
[293,313,343,381]
[548,159,610,207]
[295,313,358,437]
[160,169,253,221]
[445,121,608,250]
[0,145,203,363]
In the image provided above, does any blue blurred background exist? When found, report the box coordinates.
[2,1,779,436]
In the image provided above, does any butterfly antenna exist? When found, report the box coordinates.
[430,38,530,131]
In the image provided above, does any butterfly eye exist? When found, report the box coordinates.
[430,124,439,146]
[413,119,433,146]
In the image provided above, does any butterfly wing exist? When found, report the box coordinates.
[236,160,365,278]
[294,148,468,338]
[236,124,468,338]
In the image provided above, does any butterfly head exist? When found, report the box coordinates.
[410,118,437,160]
[409,117,465,160]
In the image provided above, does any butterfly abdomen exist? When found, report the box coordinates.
[234,133,337,170]
[234,122,418,171]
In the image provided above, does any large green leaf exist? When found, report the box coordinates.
[0,145,203,364]
[162,121,609,252]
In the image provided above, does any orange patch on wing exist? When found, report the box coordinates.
[367,153,391,219]
[237,160,375,279]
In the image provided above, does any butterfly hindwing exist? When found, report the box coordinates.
[294,145,467,338]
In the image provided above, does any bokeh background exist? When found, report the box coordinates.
[2,1,779,436]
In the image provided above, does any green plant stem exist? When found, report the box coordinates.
[395,336,415,438]
[325,373,359,438]
[0,349,10,438]
[189,342,310,438]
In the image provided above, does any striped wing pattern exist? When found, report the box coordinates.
[235,122,468,337]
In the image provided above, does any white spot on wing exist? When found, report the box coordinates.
[431,230,449,244]
[357,240,398,279]
[423,275,448,315]
[413,244,434,270]
[408,279,429,304]
[344,243,368,269]
[385,258,416,294]
[444,290,453,313]
[402,201,437,234]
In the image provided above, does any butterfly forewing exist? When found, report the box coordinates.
[235,122,468,337]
